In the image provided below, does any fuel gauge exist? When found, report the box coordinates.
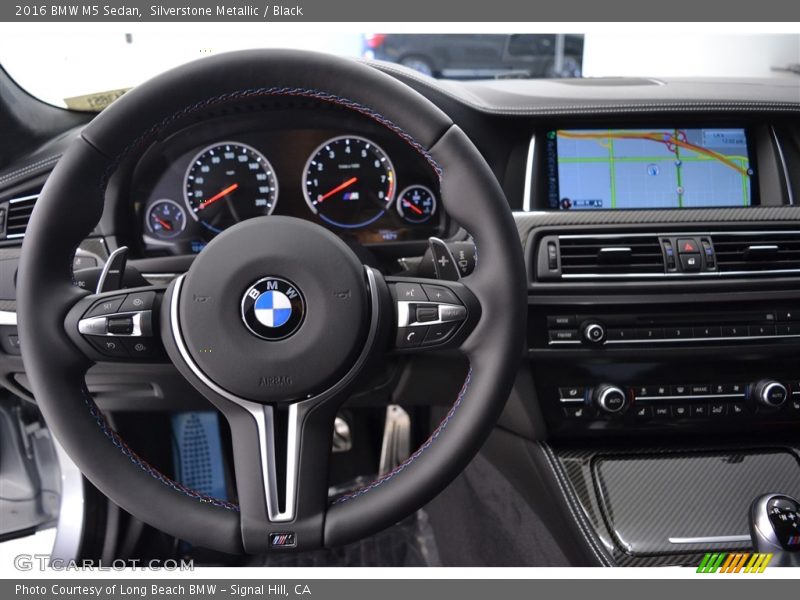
[397,185,437,224]
[146,199,186,239]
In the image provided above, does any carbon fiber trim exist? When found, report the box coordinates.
[547,440,800,567]
[537,442,614,565]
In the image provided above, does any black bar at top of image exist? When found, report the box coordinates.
[1,0,799,22]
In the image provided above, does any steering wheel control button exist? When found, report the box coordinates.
[415,306,439,322]
[438,304,468,323]
[86,336,129,358]
[394,282,426,301]
[85,296,125,318]
[107,316,134,335]
[390,280,473,350]
[78,310,154,338]
[396,326,427,348]
[121,338,158,359]
[77,316,108,336]
[241,277,305,341]
[120,291,156,312]
[421,284,460,305]
[422,323,457,346]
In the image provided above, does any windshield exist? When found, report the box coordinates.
[0,29,798,110]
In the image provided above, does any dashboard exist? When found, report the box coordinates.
[130,103,445,256]
[2,66,800,567]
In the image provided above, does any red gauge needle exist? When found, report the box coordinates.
[402,200,424,215]
[155,217,173,231]
[198,183,239,210]
[317,177,358,203]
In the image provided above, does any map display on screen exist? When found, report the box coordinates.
[548,128,754,210]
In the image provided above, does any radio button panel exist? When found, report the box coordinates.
[544,308,798,347]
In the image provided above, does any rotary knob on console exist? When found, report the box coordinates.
[752,379,788,409]
[582,321,606,344]
[594,384,628,415]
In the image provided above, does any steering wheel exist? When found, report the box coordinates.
[17,50,526,554]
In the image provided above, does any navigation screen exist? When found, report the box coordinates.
[546,128,755,210]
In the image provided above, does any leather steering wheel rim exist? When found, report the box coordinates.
[17,50,527,554]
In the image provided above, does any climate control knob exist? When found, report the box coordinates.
[752,379,788,409]
[594,384,628,414]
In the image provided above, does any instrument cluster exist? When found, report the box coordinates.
[136,119,444,255]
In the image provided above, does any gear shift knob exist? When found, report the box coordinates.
[750,494,800,567]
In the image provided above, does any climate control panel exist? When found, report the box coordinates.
[556,379,800,425]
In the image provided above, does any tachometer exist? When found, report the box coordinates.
[184,142,278,234]
[302,136,395,229]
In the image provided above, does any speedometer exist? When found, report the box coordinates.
[302,136,395,229]
[184,142,278,234]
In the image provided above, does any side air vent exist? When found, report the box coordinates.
[553,234,665,277]
[1,192,38,240]
[712,232,800,274]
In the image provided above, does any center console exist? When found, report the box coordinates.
[519,118,800,438]
[525,205,800,436]
[533,297,800,431]
[507,106,800,566]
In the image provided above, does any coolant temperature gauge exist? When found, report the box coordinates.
[146,199,186,239]
[396,185,437,224]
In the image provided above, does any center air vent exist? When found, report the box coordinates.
[535,230,800,282]
[712,232,800,273]
[553,234,665,277]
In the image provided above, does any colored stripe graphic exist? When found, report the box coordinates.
[697,552,773,573]
[719,553,736,572]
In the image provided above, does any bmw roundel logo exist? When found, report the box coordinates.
[241,277,305,340]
